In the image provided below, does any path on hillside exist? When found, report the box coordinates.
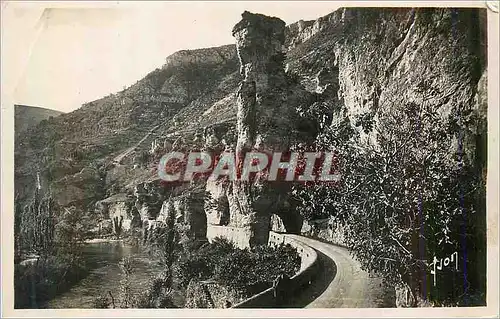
[284,235,394,308]
[112,125,161,164]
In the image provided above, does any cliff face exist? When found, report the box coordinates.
[282,8,487,306]
[206,8,486,248]
[286,8,486,158]
[14,8,487,250]
[206,12,315,247]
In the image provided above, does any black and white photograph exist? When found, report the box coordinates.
[1,1,498,316]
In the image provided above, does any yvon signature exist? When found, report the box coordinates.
[430,251,459,286]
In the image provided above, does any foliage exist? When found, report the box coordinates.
[55,205,93,256]
[293,92,486,306]
[92,294,111,309]
[112,215,124,238]
[173,238,301,297]
[214,243,300,295]
[118,256,134,308]
[14,254,88,308]
[94,260,175,309]
[15,190,93,308]
[147,199,181,271]
[132,271,176,308]
[173,237,231,289]
[18,189,57,256]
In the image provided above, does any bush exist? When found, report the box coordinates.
[173,238,234,288]
[14,254,88,308]
[173,237,301,298]
[293,89,486,306]
[92,268,176,309]
[132,271,176,308]
[92,294,111,308]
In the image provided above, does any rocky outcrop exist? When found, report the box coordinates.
[204,181,230,226]
[301,217,348,247]
[95,193,139,232]
[132,180,208,244]
[164,45,236,68]
[201,8,486,250]
[284,7,487,306]
[157,191,207,240]
[134,181,164,221]
[284,10,345,50]
[270,214,286,232]
[205,11,311,247]
[203,121,237,152]
[286,8,487,150]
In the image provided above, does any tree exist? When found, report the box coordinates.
[119,256,134,308]
[19,189,58,257]
[294,93,486,306]
[112,215,124,239]
[54,205,92,257]
[160,199,179,270]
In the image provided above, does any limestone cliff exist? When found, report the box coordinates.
[286,8,486,156]
[205,8,486,249]
[14,8,487,254]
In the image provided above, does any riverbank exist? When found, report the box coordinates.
[45,241,165,309]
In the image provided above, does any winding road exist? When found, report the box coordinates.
[284,235,394,308]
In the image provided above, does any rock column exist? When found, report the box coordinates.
[230,12,289,247]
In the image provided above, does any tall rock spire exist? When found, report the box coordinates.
[232,11,288,154]
[229,12,303,247]
[205,11,314,248]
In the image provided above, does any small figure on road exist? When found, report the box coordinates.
[273,273,291,305]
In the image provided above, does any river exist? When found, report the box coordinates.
[46,241,164,309]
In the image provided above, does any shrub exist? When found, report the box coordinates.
[293,88,486,306]
[92,294,111,308]
[118,256,134,308]
[173,237,301,298]
[132,271,176,308]
[14,254,88,308]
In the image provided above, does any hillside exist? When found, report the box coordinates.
[15,105,63,138]
[14,44,240,207]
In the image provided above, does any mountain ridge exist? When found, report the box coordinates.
[15,104,64,138]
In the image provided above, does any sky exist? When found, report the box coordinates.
[2,1,342,113]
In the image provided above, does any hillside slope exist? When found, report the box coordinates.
[15,44,240,207]
[15,105,63,138]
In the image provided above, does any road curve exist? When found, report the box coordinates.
[284,235,393,308]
